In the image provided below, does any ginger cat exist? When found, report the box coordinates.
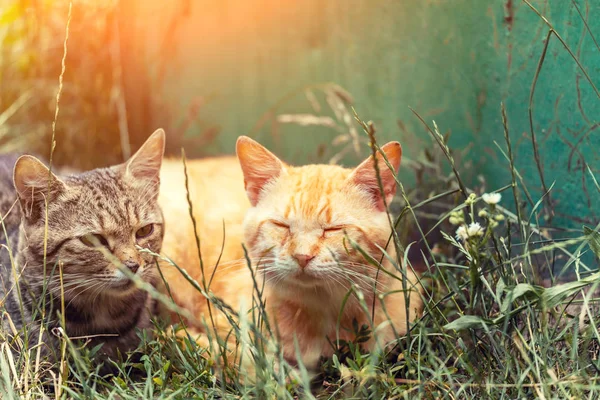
[157,137,423,378]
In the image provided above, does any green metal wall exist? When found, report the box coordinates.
[129,0,599,233]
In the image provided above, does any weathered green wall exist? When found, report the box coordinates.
[127,0,599,233]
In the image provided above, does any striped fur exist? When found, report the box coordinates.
[0,129,165,365]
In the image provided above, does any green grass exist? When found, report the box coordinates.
[2,1,600,397]
[1,109,600,399]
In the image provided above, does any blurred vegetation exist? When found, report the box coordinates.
[0,0,136,169]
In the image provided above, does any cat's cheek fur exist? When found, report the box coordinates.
[242,207,271,254]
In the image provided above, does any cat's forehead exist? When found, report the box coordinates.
[274,164,354,221]
[57,167,159,229]
[285,164,351,189]
[65,168,128,199]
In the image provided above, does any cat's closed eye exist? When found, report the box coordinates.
[270,220,289,229]
[136,224,154,239]
[80,233,109,248]
[323,226,344,235]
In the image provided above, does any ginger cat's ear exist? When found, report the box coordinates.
[236,136,286,206]
[124,128,166,184]
[348,141,402,211]
[13,155,66,220]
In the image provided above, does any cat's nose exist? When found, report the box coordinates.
[294,254,315,269]
[124,260,140,274]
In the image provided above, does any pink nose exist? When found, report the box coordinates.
[294,254,315,269]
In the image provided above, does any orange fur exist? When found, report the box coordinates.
[157,138,423,379]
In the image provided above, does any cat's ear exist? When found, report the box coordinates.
[124,128,166,184]
[236,136,286,206]
[13,155,66,220]
[348,141,402,211]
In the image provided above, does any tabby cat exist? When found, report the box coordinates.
[0,129,165,363]
[158,136,423,378]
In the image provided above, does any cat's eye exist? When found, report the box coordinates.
[270,220,290,229]
[80,233,109,248]
[324,226,344,234]
[136,224,154,239]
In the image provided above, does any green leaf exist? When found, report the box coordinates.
[153,377,164,386]
[540,270,600,308]
[584,225,600,259]
[114,377,127,389]
[495,277,506,305]
[443,315,488,331]
[500,283,541,313]
[543,279,592,308]
[162,360,171,373]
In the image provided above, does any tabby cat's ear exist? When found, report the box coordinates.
[13,155,66,220]
[348,141,402,211]
[124,128,166,184]
[236,136,286,206]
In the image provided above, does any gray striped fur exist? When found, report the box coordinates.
[0,129,165,365]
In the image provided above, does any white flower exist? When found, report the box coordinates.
[456,223,484,242]
[482,192,502,205]
[455,226,468,241]
[467,222,484,237]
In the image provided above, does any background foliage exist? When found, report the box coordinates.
[0,0,599,398]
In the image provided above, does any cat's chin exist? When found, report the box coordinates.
[281,270,325,289]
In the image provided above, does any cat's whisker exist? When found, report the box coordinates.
[211,258,248,267]
[221,257,278,266]
[65,280,107,308]
[263,272,285,285]
[327,275,352,293]
[344,275,388,291]
[264,271,289,287]
[250,262,390,294]
[325,269,389,294]
[80,279,112,307]
[341,271,379,285]
[324,278,335,296]
[203,258,279,276]
[211,263,259,274]
[25,272,117,283]
[333,261,385,270]
[337,268,382,281]
[255,266,280,275]
[352,276,391,292]
[58,279,106,297]
[47,278,114,292]
[92,282,112,305]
